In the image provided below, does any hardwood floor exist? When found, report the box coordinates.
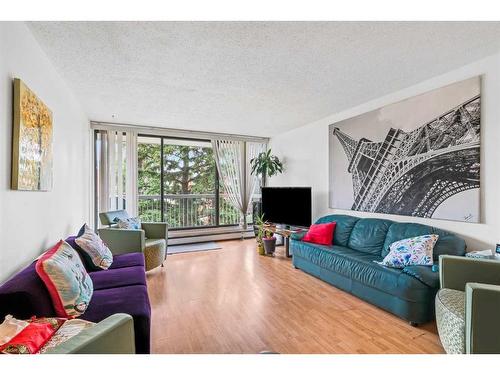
[146,239,444,354]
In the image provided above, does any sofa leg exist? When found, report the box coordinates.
[293,265,299,269]
[409,321,418,327]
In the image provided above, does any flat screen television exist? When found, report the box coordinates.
[261,187,312,227]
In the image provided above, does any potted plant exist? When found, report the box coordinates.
[250,149,284,222]
[250,149,284,187]
[254,214,266,255]
[262,229,277,255]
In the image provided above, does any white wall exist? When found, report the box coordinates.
[0,22,90,282]
[270,53,500,252]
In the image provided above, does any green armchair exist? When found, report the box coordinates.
[98,210,168,271]
[436,255,500,354]
[45,314,135,354]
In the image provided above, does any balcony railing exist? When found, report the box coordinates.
[138,194,254,228]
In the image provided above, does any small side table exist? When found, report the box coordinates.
[263,224,306,257]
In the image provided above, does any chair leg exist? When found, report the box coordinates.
[409,321,418,327]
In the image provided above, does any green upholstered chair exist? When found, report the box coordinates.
[44,314,135,354]
[435,255,500,354]
[98,210,168,271]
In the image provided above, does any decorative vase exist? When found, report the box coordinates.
[263,236,277,255]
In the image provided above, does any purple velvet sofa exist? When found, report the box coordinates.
[0,236,151,354]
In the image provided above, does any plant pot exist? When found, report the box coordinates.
[263,236,277,255]
[257,244,265,255]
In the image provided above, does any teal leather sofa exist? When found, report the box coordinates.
[291,214,466,325]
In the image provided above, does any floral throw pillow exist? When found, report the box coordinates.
[75,224,113,270]
[115,217,141,230]
[36,241,94,318]
[376,234,439,269]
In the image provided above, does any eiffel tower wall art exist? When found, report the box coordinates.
[329,76,481,223]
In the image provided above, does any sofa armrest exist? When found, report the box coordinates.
[290,230,307,241]
[98,227,145,255]
[465,283,500,354]
[439,255,500,291]
[141,222,168,240]
[44,314,135,354]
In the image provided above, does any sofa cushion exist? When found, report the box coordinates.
[347,218,393,255]
[382,222,466,260]
[315,214,360,246]
[109,252,145,270]
[402,265,440,289]
[75,224,114,271]
[0,262,55,320]
[36,240,94,318]
[80,284,151,354]
[292,241,434,302]
[89,266,146,290]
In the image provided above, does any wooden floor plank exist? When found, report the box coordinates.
[146,239,444,354]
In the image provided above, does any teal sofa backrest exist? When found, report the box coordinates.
[382,222,466,261]
[316,214,359,247]
[347,218,393,255]
[315,214,466,259]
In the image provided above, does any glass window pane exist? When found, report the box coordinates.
[163,139,216,228]
[137,136,162,222]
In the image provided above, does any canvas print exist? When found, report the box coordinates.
[329,76,481,222]
[12,78,53,191]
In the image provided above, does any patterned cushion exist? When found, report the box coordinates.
[39,318,95,354]
[75,224,113,270]
[376,234,438,268]
[35,240,94,318]
[0,315,28,345]
[0,317,64,354]
[435,288,466,354]
[116,217,141,230]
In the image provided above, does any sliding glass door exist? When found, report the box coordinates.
[137,135,243,229]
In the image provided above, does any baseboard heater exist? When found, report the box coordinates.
[167,227,255,245]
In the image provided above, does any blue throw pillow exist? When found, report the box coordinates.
[115,217,141,230]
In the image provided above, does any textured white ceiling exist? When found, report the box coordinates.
[28,21,500,137]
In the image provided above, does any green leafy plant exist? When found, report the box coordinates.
[254,214,275,243]
[250,149,283,185]
[254,214,266,245]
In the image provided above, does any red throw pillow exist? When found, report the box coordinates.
[0,317,64,354]
[302,222,336,246]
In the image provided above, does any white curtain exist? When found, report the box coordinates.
[212,139,266,229]
[96,129,138,224]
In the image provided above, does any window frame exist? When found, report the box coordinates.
[137,133,238,231]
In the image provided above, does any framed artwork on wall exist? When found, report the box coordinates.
[329,76,481,223]
[12,78,53,191]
